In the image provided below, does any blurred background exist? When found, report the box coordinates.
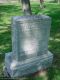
[0,0,60,80]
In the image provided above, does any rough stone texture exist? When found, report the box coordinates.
[5,15,53,78]
[11,15,51,61]
[5,51,53,77]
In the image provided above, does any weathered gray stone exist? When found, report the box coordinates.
[11,15,51,61]
[5,15,53,77]
[5,51,53,77]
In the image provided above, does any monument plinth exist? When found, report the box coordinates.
[5,15,53,77]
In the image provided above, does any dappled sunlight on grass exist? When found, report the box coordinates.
[0,24,12,54]
[0,2,60,80]
[0,29,8,33]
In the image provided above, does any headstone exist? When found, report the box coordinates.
[5,15,53,78]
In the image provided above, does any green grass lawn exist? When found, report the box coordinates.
[0,2,60,80]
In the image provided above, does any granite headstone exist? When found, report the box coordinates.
[5,15,53,77]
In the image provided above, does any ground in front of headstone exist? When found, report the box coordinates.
[3,68,48,80]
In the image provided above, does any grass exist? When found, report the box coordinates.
[0,2,60,80]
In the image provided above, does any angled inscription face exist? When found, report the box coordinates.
[12,15,51,61]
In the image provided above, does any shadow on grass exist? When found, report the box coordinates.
[0,4,22,14]
[0,3,60,80]
[0,4,22,59]
[46,5,60,80]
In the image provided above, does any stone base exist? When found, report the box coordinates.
[4,51,53,78]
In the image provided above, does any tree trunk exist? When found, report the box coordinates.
[55,0,60,3]
[21,0,32,15]
[40,0,44,9]
[58,0,60,3]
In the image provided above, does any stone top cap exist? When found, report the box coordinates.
[12,15,51,22]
